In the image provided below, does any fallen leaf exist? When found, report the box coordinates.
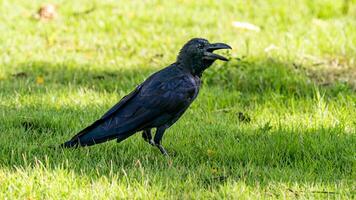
[232,21,260,32]
[36,4,57,20]
[36,76,44,84]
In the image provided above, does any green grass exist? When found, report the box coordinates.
[0,0,355,199]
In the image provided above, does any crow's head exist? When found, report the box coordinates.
[177,38,231,76]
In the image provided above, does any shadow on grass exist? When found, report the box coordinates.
[2,58,354,96]
[0,59,354,188]
[204,57,354,97]
[1,61,155,94]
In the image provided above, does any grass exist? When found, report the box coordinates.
[0,0,355,199]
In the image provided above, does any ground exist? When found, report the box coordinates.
[0,0,355,199]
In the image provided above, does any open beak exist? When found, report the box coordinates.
[203,43,232,61]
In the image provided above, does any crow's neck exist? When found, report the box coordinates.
[176,58,210,77]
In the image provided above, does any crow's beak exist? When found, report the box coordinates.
[203,43,232,61]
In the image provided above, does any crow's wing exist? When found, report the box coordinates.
[63,73,197,147]
[101,85,143,119]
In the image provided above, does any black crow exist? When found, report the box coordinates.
[61,38,231,155]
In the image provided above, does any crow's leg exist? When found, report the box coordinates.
[154,126,168,156]
[142,129,154,146]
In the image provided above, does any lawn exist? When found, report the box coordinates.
[0,0,355,199]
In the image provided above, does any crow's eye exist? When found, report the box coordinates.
[197,44,204,49]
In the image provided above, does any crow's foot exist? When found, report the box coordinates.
[155,144,168,156]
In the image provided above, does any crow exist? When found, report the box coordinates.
[61,38,231,155]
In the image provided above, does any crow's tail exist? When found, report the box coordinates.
[58,119,107,148]
[59,138,80,148]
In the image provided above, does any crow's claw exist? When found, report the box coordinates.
[156,144,169,156]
